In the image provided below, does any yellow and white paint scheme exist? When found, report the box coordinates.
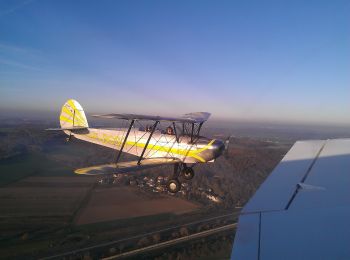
[53,99,224,174]
[60,99,88,130]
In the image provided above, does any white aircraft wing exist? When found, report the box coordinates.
[92,112,211,123]
[75,157,180,175]
[231,138,350,260]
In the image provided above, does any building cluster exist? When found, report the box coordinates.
[98,173,222,203]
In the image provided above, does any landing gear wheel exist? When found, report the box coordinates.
[167,179,181,193]
[182,167,194,181]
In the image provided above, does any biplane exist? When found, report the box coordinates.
[47,99,225,193]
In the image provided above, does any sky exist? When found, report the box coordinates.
[0,0,349,126]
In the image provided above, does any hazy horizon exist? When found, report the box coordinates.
[1,1,349,127]
[1,106,350,131]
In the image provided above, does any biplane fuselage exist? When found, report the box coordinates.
[48,99,225,192]
[69,127,223,164]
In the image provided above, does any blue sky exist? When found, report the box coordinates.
[0,0,349,125]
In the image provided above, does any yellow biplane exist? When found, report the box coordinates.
[48,99,225,193]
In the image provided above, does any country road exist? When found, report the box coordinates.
[102,223,237,259]
[41,213,237,260]
[40,212,238,260]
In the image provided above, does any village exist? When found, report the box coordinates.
[98,173,222,204]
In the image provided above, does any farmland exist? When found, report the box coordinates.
[76,186,200,225]
[0,123,292,258]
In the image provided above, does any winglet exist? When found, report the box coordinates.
[297,183,326,191]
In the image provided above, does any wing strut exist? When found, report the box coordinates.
[190,123,194,143]
[137,121,159,165]
[115,119,135,165]
[173,122,179,143]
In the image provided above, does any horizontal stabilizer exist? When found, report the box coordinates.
[46,126,88,131]
[75,158,180,175]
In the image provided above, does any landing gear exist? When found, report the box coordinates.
[167,179,181,193]
[182,167,194,181]
[167,163,181,193]
[166,163,195,193]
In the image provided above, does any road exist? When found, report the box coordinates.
[102,223,237,259]
[41,213,237,260]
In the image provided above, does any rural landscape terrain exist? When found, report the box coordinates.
[0,0,348,258]
[1,117,348,259]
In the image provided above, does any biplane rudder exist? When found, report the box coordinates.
[59,99,89,129]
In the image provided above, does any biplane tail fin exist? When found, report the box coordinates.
[59,99,89,129]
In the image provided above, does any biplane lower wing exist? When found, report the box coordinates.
[75,158,181,175]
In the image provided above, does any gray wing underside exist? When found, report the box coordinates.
[231,138,350,260]
[92,112,211,123]
[75,158,180,175]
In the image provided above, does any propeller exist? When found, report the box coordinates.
[211,134,233,157]
[224,135,233,157]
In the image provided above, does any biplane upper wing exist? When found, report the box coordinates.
[181,112,211,123]
[92,112,211,123]
[75,157,181,175]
